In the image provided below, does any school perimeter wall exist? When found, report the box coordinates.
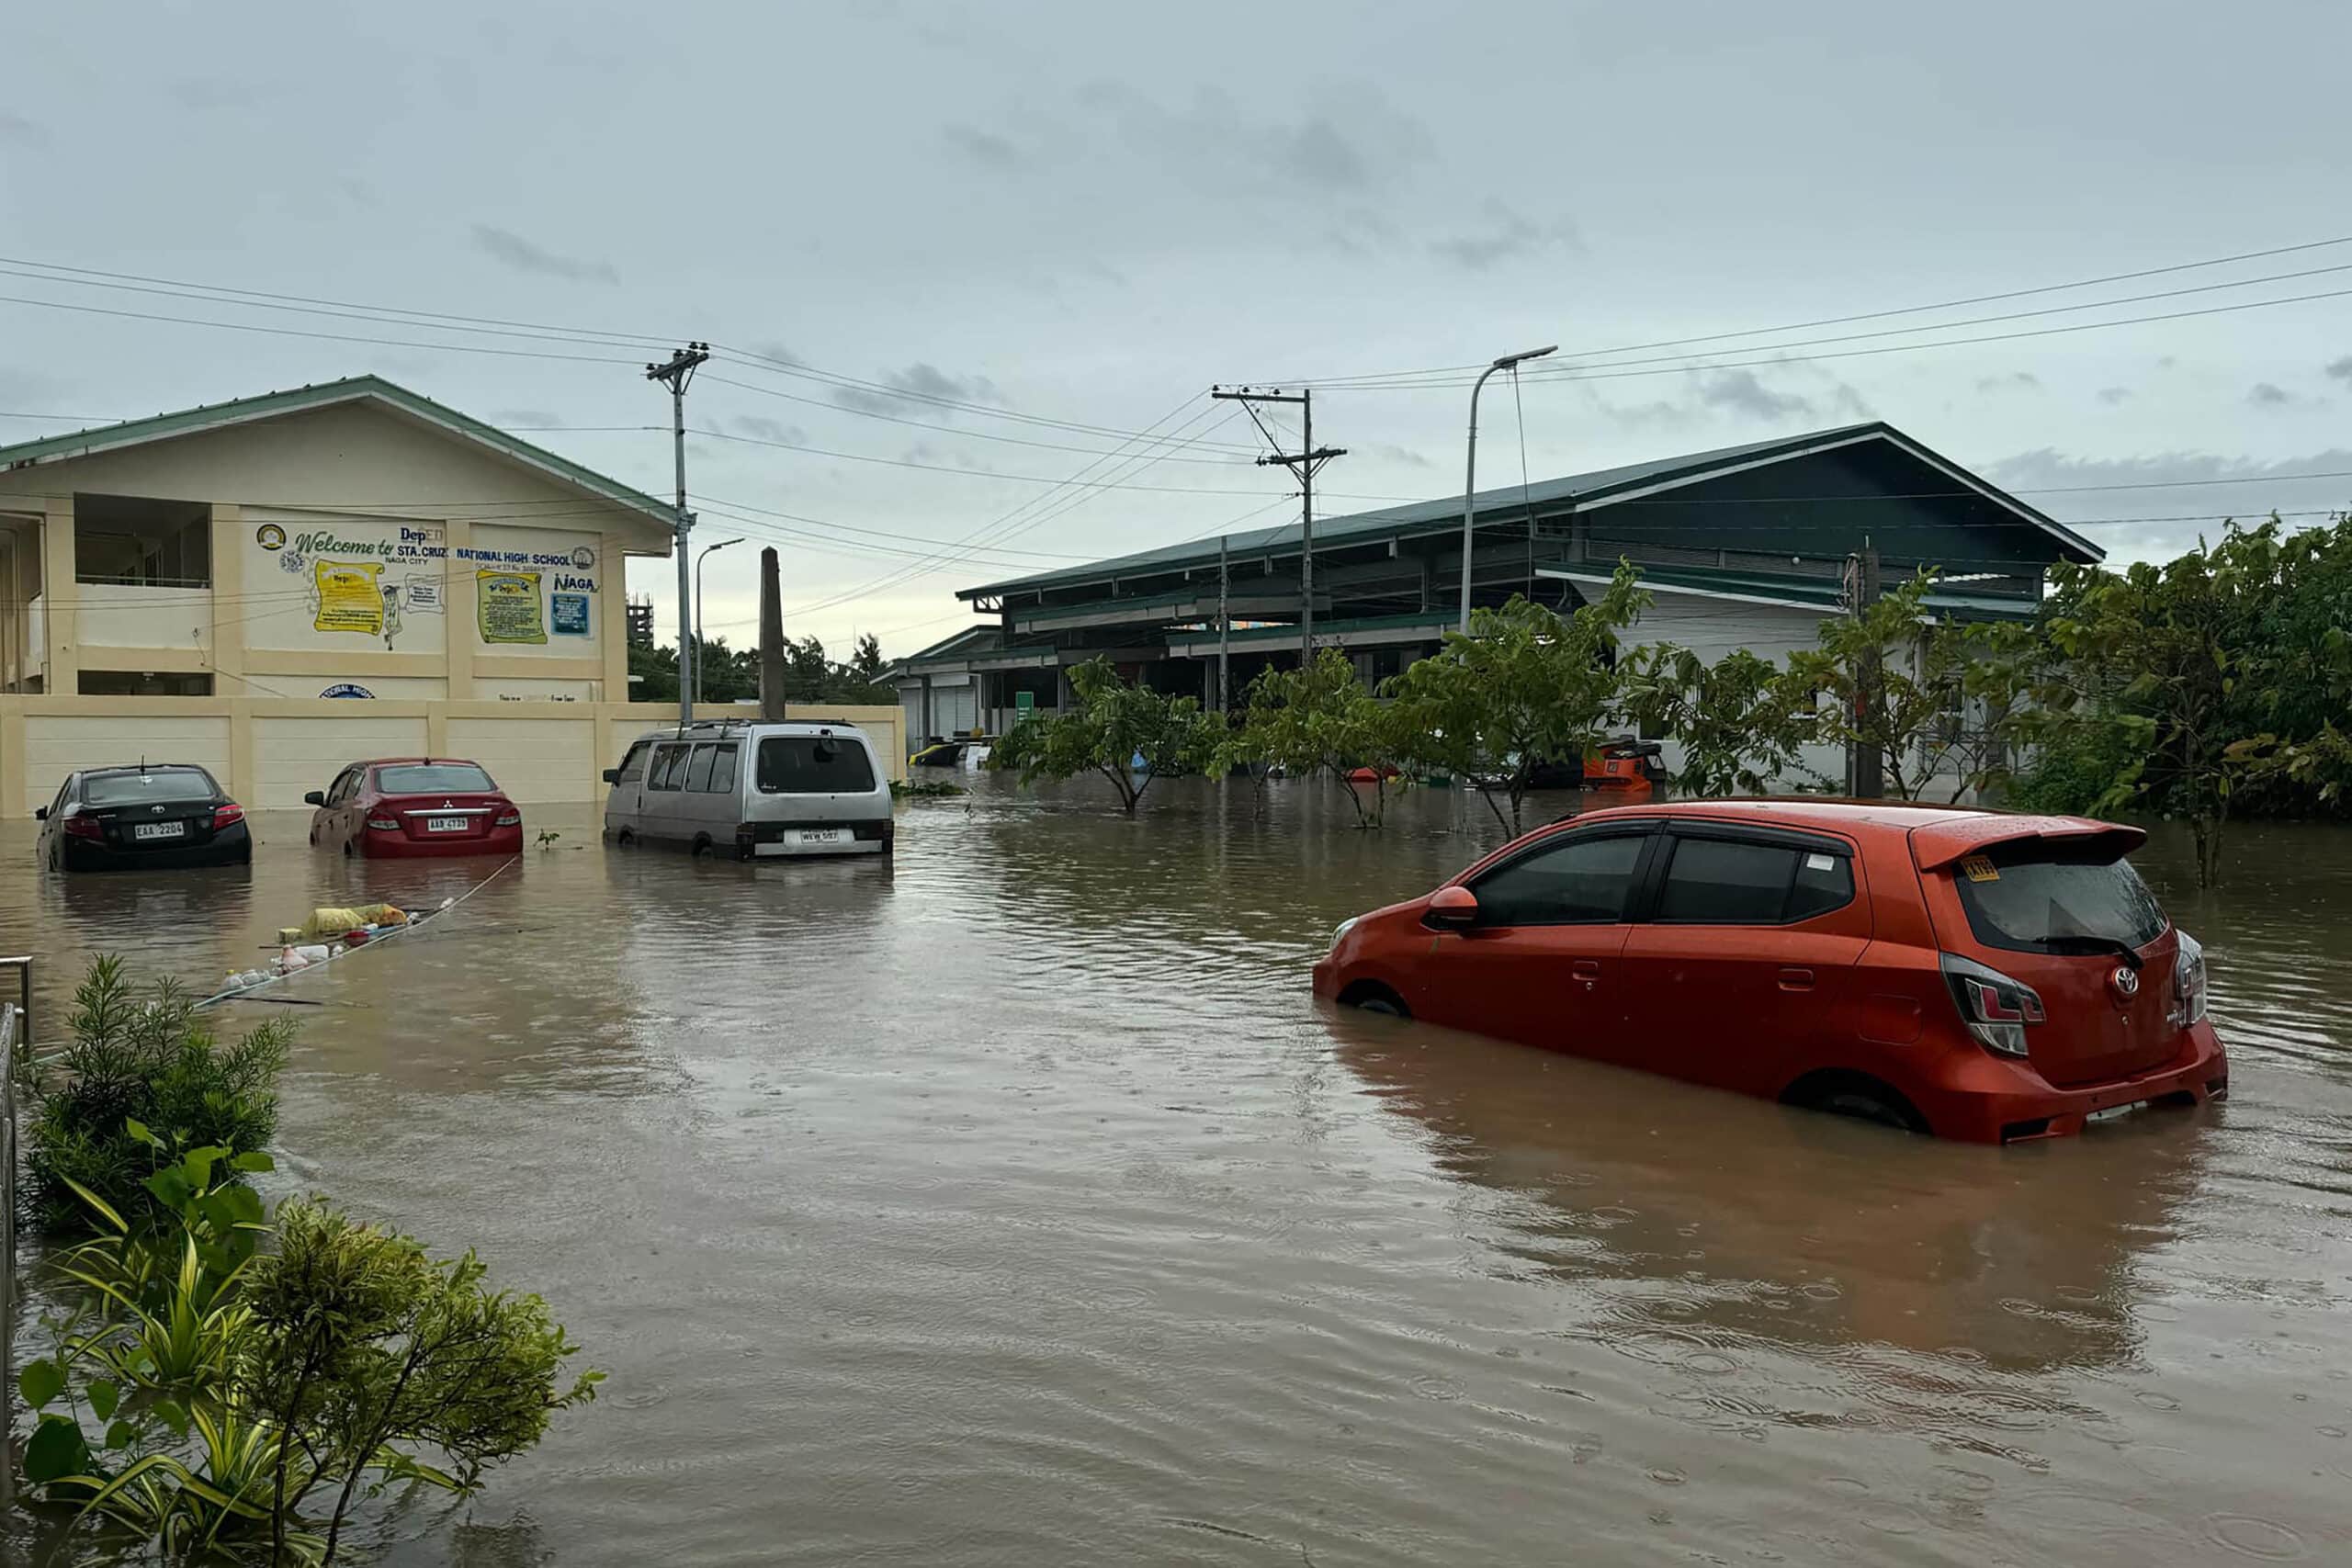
[0,698,906,815]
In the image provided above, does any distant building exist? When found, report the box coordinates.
[627,594,655,651]
[888,422,2101,781]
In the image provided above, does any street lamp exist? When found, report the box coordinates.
[693,536,744,705]
[1458,344,1556,633]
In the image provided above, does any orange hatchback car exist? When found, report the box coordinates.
[1313,801,2228,1144]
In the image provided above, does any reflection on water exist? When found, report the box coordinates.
[6,781,2351,1566]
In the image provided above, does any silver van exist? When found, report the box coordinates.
[602,718,894,859]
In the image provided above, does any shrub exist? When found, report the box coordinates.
[28,955,293,1233]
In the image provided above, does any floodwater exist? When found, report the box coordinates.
[6,775,2352,1566]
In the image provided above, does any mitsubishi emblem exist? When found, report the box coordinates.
[2110,965,2141,1000]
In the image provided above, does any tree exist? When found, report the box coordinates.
[2037,523,2300,886]
[1620,644,1809,797]
[1388,564,1649,836]
[993,656,1220,815]
[1223,649,1413,829]
[1782,571,2040,804]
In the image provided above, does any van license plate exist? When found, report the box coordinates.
[131,821,186,841]
[795,828,843,846]
[2087,1100,2149,1125]
[426,817,468,833]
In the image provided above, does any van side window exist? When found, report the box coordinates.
[648,744,690,792]
[1655,835,1854,925]
[684,743,719,793]
[1470,831,1646,926]
[613,742,650,786]
[757,735,876,795]
[704,744,739,794]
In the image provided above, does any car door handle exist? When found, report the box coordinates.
[1571,960,1601,976]
[1778,966,1815,991]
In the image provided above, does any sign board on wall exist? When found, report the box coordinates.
[477,570,546,643]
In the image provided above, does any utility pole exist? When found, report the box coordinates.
[1849,540,1884,799]
[1211,386,1343,667]
[758,546,786,720]
[646,343,710,723]
[1216,533,1230,714]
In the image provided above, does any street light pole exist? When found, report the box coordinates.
[694,536,744,705]
[1458,344,1556,634]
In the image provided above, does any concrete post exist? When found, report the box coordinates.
[207,503,246,696]
[39,497,76,696]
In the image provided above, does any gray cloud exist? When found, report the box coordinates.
[943,123,1024,169]
[0,111,48,146]
[832,362,1006,418]
[1974,371,2041,393]
[2097,386,2132,406]
[1430,199,1581,271]
[2247,381,2296,409]
[469,225,619,285]
[1591,367,1870,430]
[1702,370,1814,421]
[2326,355,2352,384]
[742,340,803,368]
[489,408,561,428]
[1364,442,1434,469]
[1076,81,1433,199]
[1984,446,2352,561]
[730,415,808,446]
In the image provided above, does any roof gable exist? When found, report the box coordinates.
[0,375,674,530]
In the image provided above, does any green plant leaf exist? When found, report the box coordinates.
[62,1177,130,1235]
[18,1357,66,1410]
[123,1117,161,1149]
[228,1150,275,1173]
[86,1379,119,1421]
[152,1399,190,1438]
[104,1420,139,1452]
[25,1414,92,1483]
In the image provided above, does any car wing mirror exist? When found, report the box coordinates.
[601,767,619,784]
[1424,886,1479,930]
[33,806,47,821]
[303,790,326,807]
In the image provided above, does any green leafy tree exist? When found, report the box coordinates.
[1782,571,2041,804]
[1223,648,1412,829]
[1620,644,1809,797]
[994,656,1220,814]
[1388,565,1650,835]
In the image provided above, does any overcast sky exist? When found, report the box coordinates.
[4,0,2348,659]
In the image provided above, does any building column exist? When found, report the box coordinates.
[443,515,475,700]
[40,496,76,696]
[599,530,628,702]
[0,534,16,691]
[12,531,38,692]
[208,503,246,697]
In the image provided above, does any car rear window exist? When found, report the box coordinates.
[1656,835,1855,925]
[1954,845,2166,954]
[757,735,876,795]
[377,763,495,794]
[83,768,216,806]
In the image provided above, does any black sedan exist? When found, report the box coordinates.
[37,763,252,872]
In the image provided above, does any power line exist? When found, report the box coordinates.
[687,412,1253,468]
[0,293,645,364]
[701,369,1257,456]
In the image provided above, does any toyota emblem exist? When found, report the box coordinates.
[2110,964,2141,999]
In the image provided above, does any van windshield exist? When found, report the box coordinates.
[1954,846,2166,955]
[757,736,875,795]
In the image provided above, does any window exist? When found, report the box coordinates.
[613,742,650,786]
[703,744,739,795]
[82,767,219,807]
[326,768,358,807]
[757,735,876,795]
[684,743,719,793]
[1955,847,2165,956]
[377,763,496,794]
[647,744,691,792]
[1470,831,1646,926]
[1654,834,1854,925]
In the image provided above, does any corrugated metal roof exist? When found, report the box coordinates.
[957,423,2096,600]
[0,374,675,530]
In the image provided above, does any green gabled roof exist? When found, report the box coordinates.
[0,375,675,531]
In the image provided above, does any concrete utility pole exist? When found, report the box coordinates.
[1849,540,1885,799]
[1216,533,1230,714]
[1210,386,1343,667]
[645,343,710,723]
[1459,345,1556,634]
[758,546,786,720]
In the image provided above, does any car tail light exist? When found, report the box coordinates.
[212,803,245,829]
[367,817,400,831]
[1940,952,2046,1058]
[493,810,520,827]
[62,814,102,840]
[2169,930,2208,1029]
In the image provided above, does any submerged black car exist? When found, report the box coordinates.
[37,763,252,872]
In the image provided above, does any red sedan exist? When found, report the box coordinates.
[1314,800,2228,1144]
[306,758,524,859]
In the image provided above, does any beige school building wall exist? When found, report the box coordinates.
[0,698,906,816]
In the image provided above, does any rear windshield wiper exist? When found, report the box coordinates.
[2041,934,2144,971]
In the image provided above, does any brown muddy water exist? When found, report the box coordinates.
[6,775,2352,1565]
